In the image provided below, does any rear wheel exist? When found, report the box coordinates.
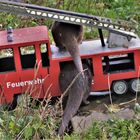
[112,80,128,95]
[129,79,140,93]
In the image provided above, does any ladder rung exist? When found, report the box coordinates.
[0,0,136,38]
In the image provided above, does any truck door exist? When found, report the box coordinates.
[0,48,20,103]
[19,44,51,99]
[36,43,51,98]
[19,45,43,97]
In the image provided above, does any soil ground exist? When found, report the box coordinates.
[71,92,140,133]
[79,92,140,115]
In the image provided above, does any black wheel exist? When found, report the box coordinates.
[129,78,140,93]
[112,80,128,95]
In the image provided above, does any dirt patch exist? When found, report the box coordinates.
[80,92,140,114]
[72,92,140,133]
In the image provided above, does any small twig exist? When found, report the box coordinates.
[41,84,52,104]
[119,98,136,106]
[40,97,51,119]
[15,121,32,140]
[0,124,8,134]
[107,73,113,105]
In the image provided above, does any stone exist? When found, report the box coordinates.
[71,111,110,133]
[72,109,136,133]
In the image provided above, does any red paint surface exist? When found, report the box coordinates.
[0,26,140,105]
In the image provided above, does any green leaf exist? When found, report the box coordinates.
[9,121,15,130]
[24,127,33,139]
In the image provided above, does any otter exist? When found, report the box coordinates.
[51,21,84,74]
[58,62,92,135]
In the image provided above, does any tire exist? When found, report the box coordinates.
[112,80,128,95]
[129,78,140,93]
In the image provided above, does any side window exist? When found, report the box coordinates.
[102,53,135,74]
[0,48,15,72]
[19,46,36,69]
[40,44,50,67]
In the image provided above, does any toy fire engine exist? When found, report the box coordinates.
[0,0,139,106]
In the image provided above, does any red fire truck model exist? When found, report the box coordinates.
[0,0,139,106]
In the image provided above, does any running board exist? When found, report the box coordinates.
[90,91,110,96]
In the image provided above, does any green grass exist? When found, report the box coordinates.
[64,119,140,140]
[0,97,61,140]
[0,0,140,139]
[1,103,140,140]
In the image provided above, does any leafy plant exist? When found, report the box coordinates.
[0,1,140,139]
[0,96,62,140]
[63,119,140,140]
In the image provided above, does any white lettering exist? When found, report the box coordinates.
[34,79,38,84]
[11,83,15,88]
[15,82,21,87]
[6,78,45,88]
[42,79,45,82]
[24,81,28,86]
[20,82,25,87]
[7,82,11,88]
[28,81,33,85]
[37,78,42,84]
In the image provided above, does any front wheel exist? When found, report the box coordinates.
[129,79,140,93]
[112,80,128,95]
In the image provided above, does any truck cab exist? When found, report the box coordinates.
[0,26,54,104]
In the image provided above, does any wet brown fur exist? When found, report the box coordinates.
[58,62,92,135]
[51,21,84,73]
